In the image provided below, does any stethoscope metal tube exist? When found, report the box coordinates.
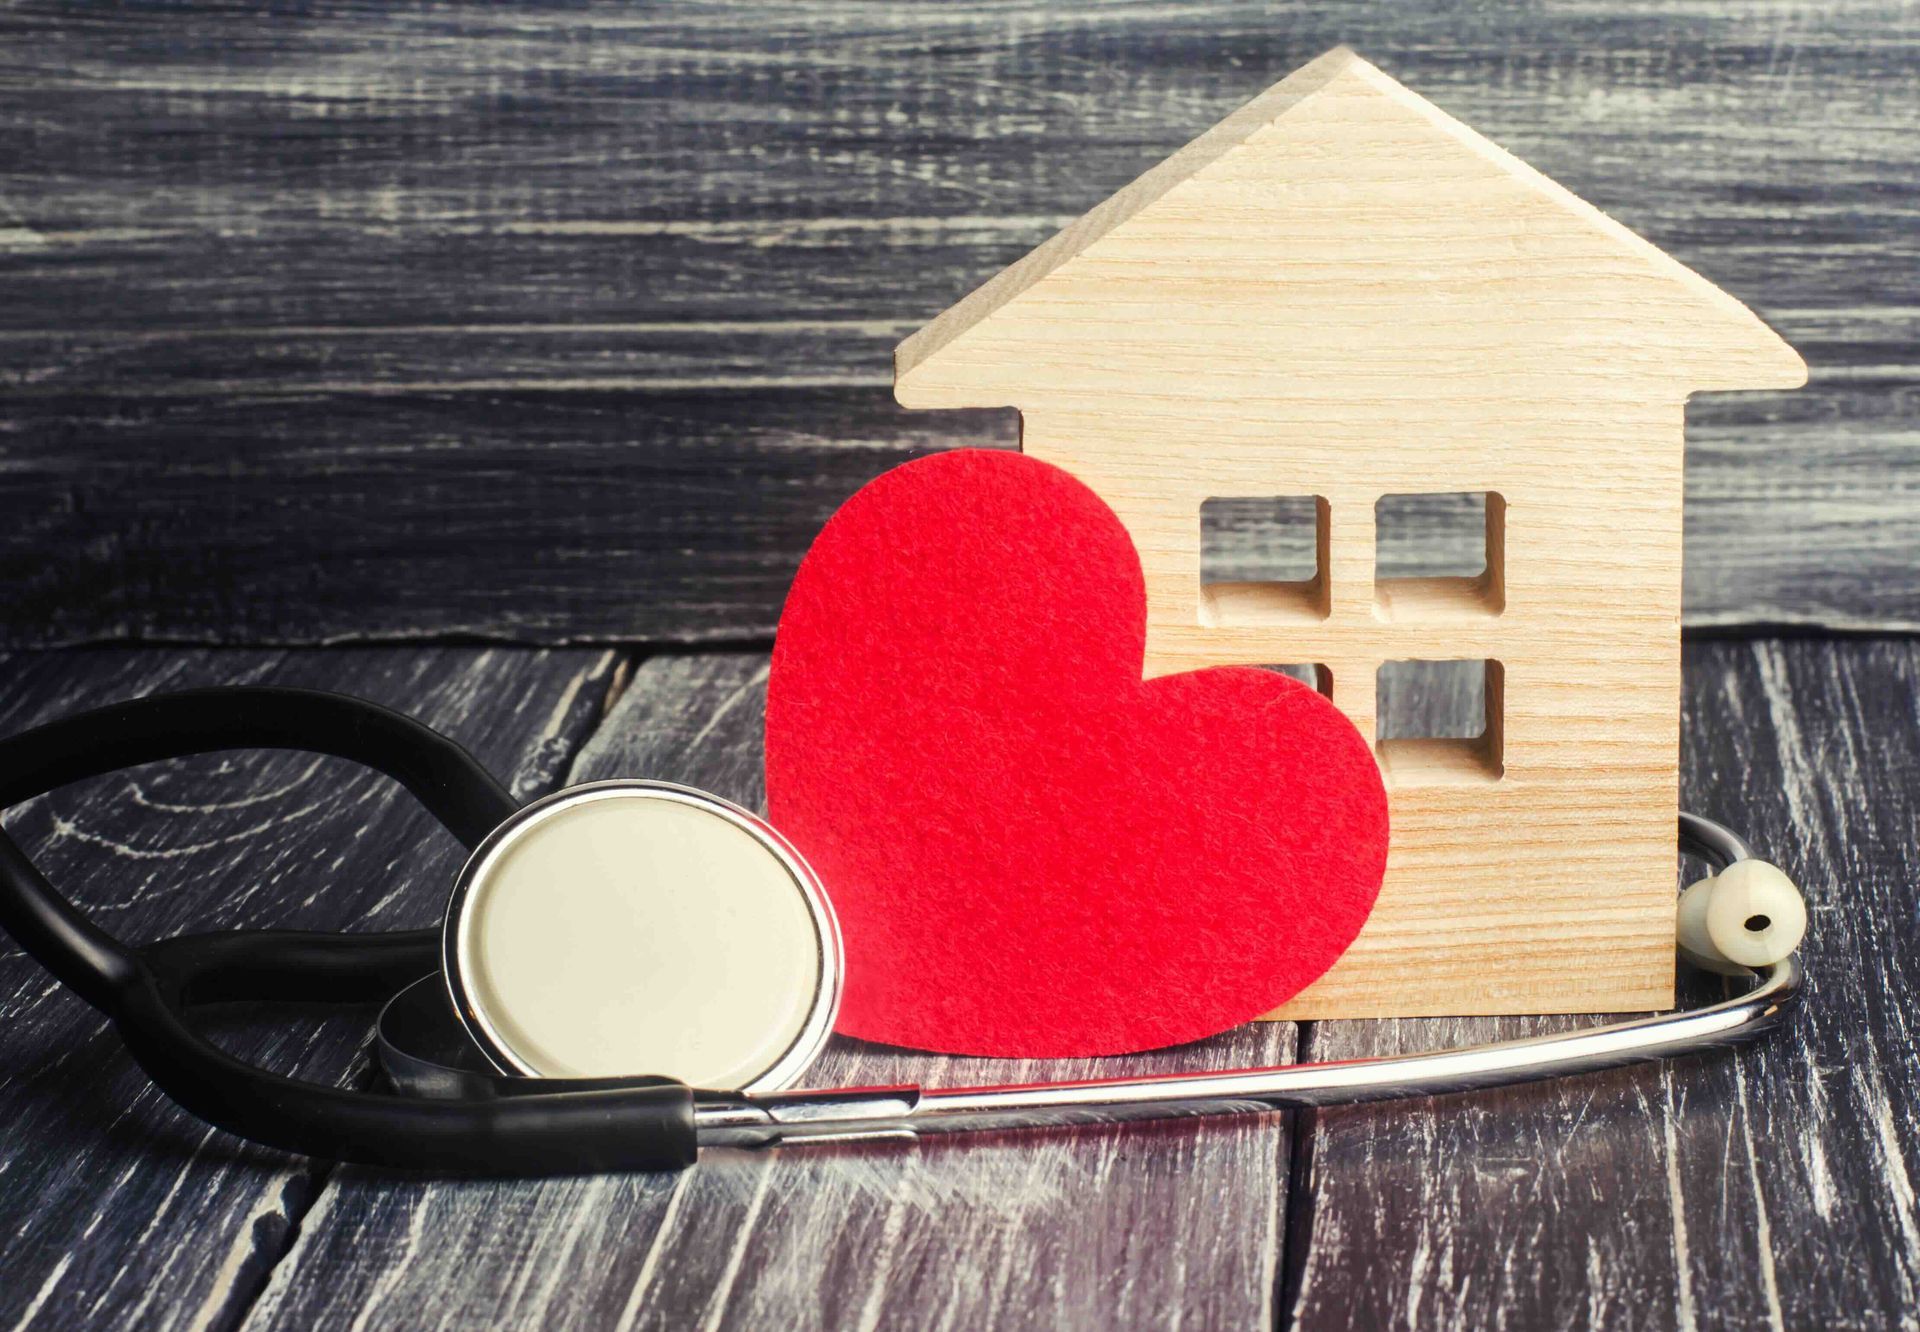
[691,961,1798,1149]
[685,811,1801,1152]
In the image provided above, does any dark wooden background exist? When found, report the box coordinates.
[3,0,1916,647]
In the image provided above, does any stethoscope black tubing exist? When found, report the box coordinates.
[0,688,698,1175]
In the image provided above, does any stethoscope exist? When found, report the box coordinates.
[0,687,1807,1176]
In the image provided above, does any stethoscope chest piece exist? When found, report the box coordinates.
[441,780,842,1093]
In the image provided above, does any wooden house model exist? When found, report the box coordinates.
[893,47,1804,1017]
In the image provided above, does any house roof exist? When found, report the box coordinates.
[896,48,1805,411]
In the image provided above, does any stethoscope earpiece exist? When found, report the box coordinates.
[1675,858,1808,976]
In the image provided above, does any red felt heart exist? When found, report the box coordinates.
[765,449,1388,1056]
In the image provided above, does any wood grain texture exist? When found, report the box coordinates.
[0,1,1914,645]
[243,653,1297,1332]
[0,645,616,1331]
[0,390,1007,648]
[0,639,1912,1329]
[1285,637,1920,1331]
[10,388,1910,650]
[894,44,1810,1019]
[0,3,1904,371]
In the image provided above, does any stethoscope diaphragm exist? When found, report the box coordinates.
[438,781,842,1093]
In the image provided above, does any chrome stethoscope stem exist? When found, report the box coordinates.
[692,961,1798,1149]
[693,811,1800,1152]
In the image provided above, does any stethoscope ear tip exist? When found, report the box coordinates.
[1677,859,1808,976]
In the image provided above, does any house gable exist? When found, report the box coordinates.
[896,47,1805,413]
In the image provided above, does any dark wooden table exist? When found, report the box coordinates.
[1,639,1915,1329]
[3,3,1917,1327]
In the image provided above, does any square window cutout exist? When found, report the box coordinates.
[1374,492,1505,621]
[1375,659,1504,785]
[1257,663,1334,699]
[1199,496,1330,626]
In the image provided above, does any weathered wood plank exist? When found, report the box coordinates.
[2,382,1912,650]
[244,653,1296,1331]
[0,0,1915,644]
[0,645,617,1331]
[1,2,1911,368]
[0,391,1009,649]
[1284,637,1920,1331]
